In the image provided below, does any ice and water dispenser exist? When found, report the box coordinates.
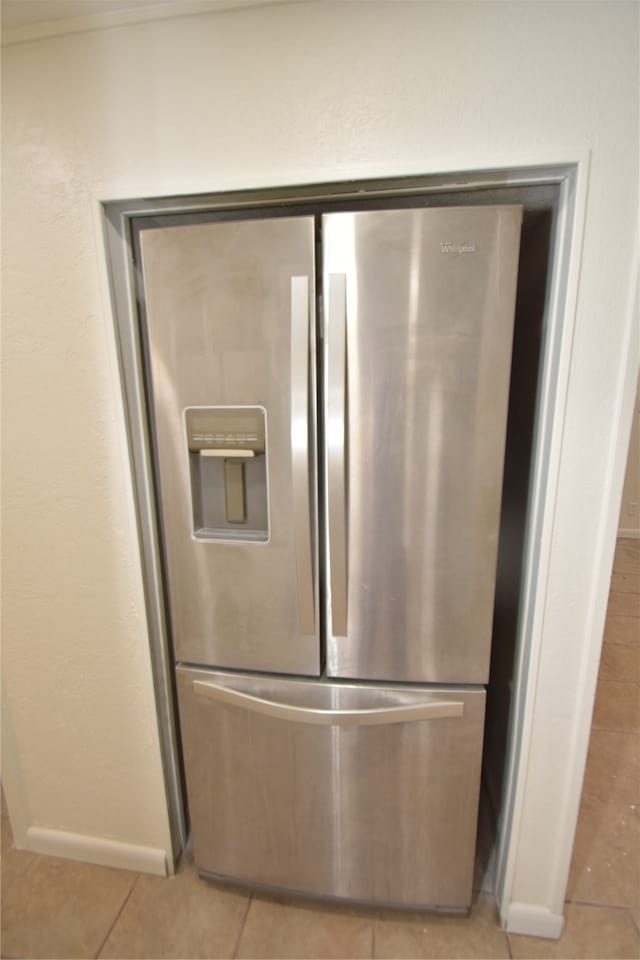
[185,407,268,542]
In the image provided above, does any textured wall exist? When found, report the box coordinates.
[1,0,638,914]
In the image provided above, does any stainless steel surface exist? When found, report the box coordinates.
[326,273,348,637]
[140,217,319,675]
[137,201,522,906]
[192,678,464,725]
[290,276,315,638]
[178,666,485,909]
[323,206,522,684]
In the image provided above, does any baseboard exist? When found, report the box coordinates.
[618,528,640,539]
[502,902,564,940]
[26,826,167,876]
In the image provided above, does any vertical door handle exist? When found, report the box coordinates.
[327,274,348,637]
[290,277,315,637]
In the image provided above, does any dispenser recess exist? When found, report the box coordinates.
[185,406,268,542]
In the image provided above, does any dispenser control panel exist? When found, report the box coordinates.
[186,408,265,455]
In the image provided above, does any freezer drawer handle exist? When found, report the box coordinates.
[290,276,315,636]
[327,273,348,637]
[192,680,464,726]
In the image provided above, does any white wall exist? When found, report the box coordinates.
[2,0,638,926]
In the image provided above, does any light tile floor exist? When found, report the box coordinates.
[2,539,639,959]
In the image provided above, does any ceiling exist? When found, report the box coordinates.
[1,0,285,43]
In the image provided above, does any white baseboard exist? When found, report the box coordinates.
[618,527,640,539]
[26,826,167,876]
[502,902,564,940]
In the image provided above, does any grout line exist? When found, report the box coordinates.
[595,680,640,688]
[232,890,253,960]
[628,906,640,938]
[590,725,639,734]
[506,930,514,958]
[564,897,637,913]
[94,872,140,959]
[371,909,376,960]
[601,644,640,657]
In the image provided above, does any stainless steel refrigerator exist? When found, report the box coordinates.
[139,205,522,911]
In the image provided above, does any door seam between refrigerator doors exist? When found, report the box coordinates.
[315,213,327,674]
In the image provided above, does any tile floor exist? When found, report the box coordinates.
[2,539,638,959]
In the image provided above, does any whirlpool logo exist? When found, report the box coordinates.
[439,241,476,256]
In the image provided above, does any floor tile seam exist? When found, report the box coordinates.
[370,909,375,959]
[628,905,640,938]
[563,896,637,912]
[602,638,640,647]
[505,929,514,958]
[232,890,253,960]
[592,722,640,734]
[602,637,640,648]
[590,725,640,734]
[595,676,640,683]
[595,677,640,686]
[94,871,140,959]
[578,791,640,808]
[599,677,640,685]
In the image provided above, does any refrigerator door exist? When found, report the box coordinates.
[323,206,522,683]
[140,217,319,675]
[176,665,486,910]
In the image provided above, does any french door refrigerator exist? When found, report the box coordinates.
[139,205,522,911]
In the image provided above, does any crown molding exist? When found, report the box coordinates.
[1,0,289,46]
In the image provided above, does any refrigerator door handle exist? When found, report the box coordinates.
[327,273,348,637]
[290,276,315,637]
[192,680,464,726]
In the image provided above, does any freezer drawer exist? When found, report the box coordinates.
[176,666,486,910]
